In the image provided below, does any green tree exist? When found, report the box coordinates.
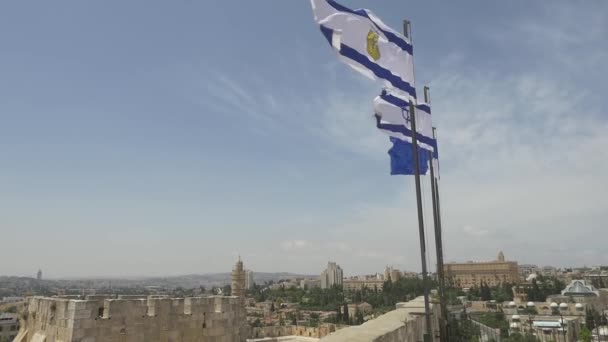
[527,279,542,302]
[480,282,492,301]
[251,318,262,328]
[309,312,320,327]
[355,308,364,325]
[222,285,231,296]
[335,306,342,324]
[342,303,349,324]
[579,326,592,342]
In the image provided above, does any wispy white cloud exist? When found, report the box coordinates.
[177,2,608,274]
[301,3,608,271]
[280,239,309,251]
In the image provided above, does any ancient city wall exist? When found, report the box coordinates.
[250,324,337,339]
[15,295,249,342]
[318,297,440,342]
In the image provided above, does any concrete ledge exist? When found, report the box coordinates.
[319,297,439,342]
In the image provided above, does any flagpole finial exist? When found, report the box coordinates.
[402,19,411,39]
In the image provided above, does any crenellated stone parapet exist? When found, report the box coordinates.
[14,295,249,342]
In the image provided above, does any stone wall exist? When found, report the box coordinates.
[318,297,440,342]
[15,295,249,342]
[250,324,337,339]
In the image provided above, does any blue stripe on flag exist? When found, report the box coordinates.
[320,25,416,98]
[431,139,439,159]
[417,104,431,114]
[320,25,334,46]
[325,0,413,54]
[377,122,436,149]
[379,92,430,115]
[319,25,416,99]
[339,44,416,98]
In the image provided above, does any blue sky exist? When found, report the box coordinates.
[1,1,607,278]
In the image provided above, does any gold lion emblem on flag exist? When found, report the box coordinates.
[367,29,381,61]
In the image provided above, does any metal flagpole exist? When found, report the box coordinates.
[404,19,433,342]
[433,153,449,341]
[425,87,448,342]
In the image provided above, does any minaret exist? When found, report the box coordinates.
[37,269,42,281]
[231,256,246,299]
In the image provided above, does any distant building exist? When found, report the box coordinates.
[384,266,403,282]
[343,279,384,292]
[0,297,24,304]
[300,279,321,289]
[518,264,538,277]
[540,266,557,277]
[585,271,608,287]
[320,262,343,289]
[0,313,19,342]
[245,270,254,290]
[36,269,42,281]
[342,302,373,318]
[231,257,246,299]
[444,251,519,288]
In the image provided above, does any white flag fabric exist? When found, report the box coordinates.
[373,90,434,152]
[311,0,413,56]
[311,1,416,101]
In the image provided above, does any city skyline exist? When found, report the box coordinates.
[1,1,608,277]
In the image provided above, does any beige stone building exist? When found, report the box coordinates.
[342,279,384,292]
[14,295,248,342]
[444,251,519,288]
[320,262,343,289]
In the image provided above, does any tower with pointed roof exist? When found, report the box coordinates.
[497,251,505,262]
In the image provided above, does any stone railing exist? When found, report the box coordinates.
[319,297,440,342]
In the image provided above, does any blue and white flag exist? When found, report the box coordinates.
[373,90,434,152]
[431,134,440,180]
[388,137,429,176]
[311,0,416,101]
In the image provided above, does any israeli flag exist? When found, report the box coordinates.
[311,0,416,101]
[373,90,434,152]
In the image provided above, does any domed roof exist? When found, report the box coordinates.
[512,315,520,320]
[575,303,584,309]
[561,280,599,297]
[527,302,535,307]
[559,303,569,309]
[526,273,538,282]
[550,302,558,308]
[509,301,516,307]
